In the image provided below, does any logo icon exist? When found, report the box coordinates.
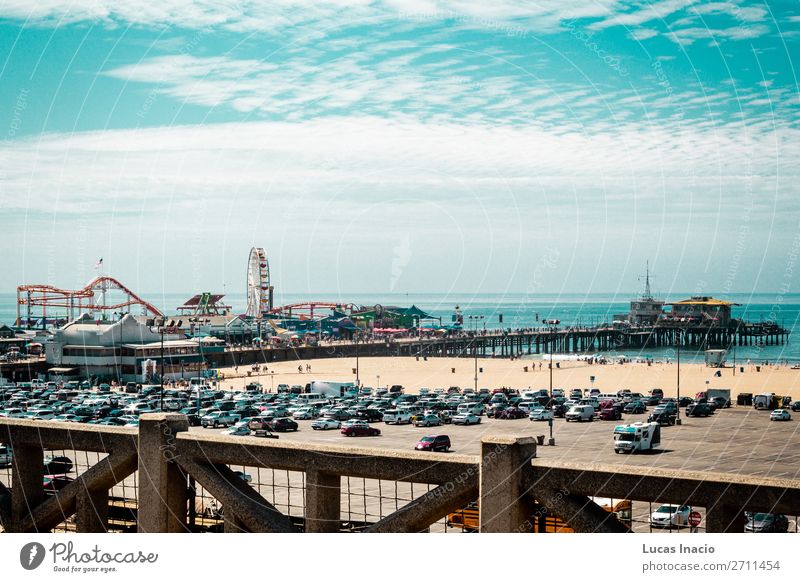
[20,542,46,570]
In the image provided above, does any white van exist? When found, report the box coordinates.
[296,393,327,405]
[565,405,595,422]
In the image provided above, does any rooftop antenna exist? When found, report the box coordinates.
[639,261,653,300]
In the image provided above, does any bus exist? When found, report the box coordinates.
[447,498,632,532]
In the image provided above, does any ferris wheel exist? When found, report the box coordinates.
[246,247,272,318]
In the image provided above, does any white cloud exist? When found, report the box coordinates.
[3,116,797,217]
[0,0,623,34]
[591,0,700,30]
[630,28,660,40]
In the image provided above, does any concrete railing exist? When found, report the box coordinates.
[2,415,800,533]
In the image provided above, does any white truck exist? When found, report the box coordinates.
[304,381,358,398]
[703,388,731,408]
[613,422,661,454]
[201,411,242,428]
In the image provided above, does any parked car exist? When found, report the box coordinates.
[325,409,352,421]
[624,401,646,414]
[686,403,713,417]
[770,409,792,421]
[650,504,692,528]
[355,409,384,423]
[341,421,381,437]
[791,401,800,412]
[415,435,451,452]
[495,407,527,420]
[599,407,622,421]
[383,409,412,425]
[221,425,252,437]
[529,408,554,421]
[744,512,789,533]
[708,396,731,410]
[269,418,299,432]
[414,414,441,427]
[452,413,481,426]
[292,407,318,420]
[0,444,12,467]
[311,417,341,430]
[648,408,676,426]
[201,411,241,428]
[565,405,594,422]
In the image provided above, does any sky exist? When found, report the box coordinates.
[0,1,799,300]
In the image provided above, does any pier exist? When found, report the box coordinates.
[206,321,790,368]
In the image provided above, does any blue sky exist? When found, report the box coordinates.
[0,1,798,300]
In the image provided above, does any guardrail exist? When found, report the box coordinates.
[1,415,799,533]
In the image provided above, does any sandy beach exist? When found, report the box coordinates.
[211,356,800,400]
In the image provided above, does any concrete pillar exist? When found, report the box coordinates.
[479,435,537,532]
[305,469,341,532]
[10,443,44,532]
[76,488,109,533]
[705,505,745,533]
[137,413,190,533]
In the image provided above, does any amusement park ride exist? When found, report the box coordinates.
[245,247,274,318]
[15,247,355,329]
[244,246,354,321]
[16,277,163,328]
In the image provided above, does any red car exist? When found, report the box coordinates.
[599,407,622,421]
[496,407,527,420]
[341,422,381,437]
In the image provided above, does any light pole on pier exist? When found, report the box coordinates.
[468,315,485,392]
[676,328,682,426]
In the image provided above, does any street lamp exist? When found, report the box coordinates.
[468,315,485,392]
[355,332,360,387]
[676,328,682,426]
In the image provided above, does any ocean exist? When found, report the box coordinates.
[2,292,799,363]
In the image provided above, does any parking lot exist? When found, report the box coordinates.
[193,406,800,480]
[3,381,800,533]
[185,405,800,533]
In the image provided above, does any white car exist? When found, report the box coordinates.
[452,413,481,426]
[770,409,792,421]
[529,408,554,421]
[292,407,318,420]
[414,414,441,427]
[221,425,251,437]
[50,414,82,423]
[311,417,341,430]
[650,504,692,528]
